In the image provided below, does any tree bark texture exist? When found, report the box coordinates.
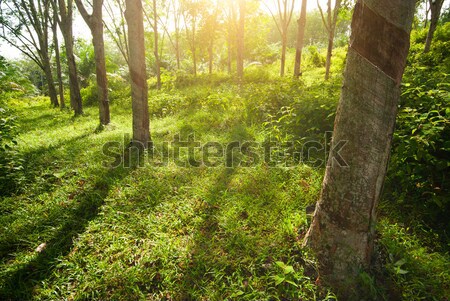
[125,0,150,145]
[75,0,110,125]
[294,0,307,77]
[236,0,245,80]
[304,0,416,298]
[424,0,444,53]
[57,0,83,115]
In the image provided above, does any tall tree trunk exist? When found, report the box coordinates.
[304,0,416,298]
[125,0,150,145]
[294,0,307,77]
[280,33,287,76]
[42,50,59,108]
[322,0,341,81]
[75,0,109,124]
[208,41,214,74]
[153,0,161,89]
[227,30,232,74]
[192,19,197,76]
[236,0,245,80]
[92,21,110,125]
[424,0,444,53]
[324,32,334,80]
[52,13,65,109]
[57,0,83,116]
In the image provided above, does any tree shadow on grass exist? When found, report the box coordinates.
[0,151,139,300]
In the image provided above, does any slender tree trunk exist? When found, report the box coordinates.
[192,19,197,76]
[236,0,245,80]
[125,0,150,145]
[42,50,59,108]
[57,0,83,115]
[153,0,161,89]
[227,30,232,74]
[65,32,83,115]
[52,16,65,109]
[424,0,444,53]
[294,0,307,77]
[208,41,213,74]
[304,0,416,298]
[280,33,287,76]
[321,0,341,81]
[92,22,110,125]
[175,31,181,70]
[75,0,109,124]
[324,32,334,80]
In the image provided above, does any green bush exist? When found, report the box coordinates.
[384,22,450,244]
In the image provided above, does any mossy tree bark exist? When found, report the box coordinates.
[304,0,416,298]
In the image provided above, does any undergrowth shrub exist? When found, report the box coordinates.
[384,23,450,244]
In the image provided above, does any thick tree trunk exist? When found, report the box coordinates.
[125,0,150,145]
[236,0,245,80]
[153,0,161,89]
[424,0,444,53]
[304,0,416,298]
[294,0,307,77]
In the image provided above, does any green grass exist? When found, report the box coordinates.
[0,93,335,300]
[1,68,449,300]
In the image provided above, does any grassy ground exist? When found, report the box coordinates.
[0,93,336,300]
[1,59,449,300]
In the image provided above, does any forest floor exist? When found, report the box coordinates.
[1,72,449,300]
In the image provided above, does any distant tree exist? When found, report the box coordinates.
[424,0,445,53]
[75,0,110,125]
[50,9,65,109]
[318,0,342,80]
[53,0,83,115]
[304,0,416,298]
[198,3,220,74]
[143,0,161,89]
[104,0,129,64]
[0,0,59,107]
[124,0,150,145]
[293,0,307,77]
[236,0,245,80]
[266,0,296,76]
[182,0,203,76]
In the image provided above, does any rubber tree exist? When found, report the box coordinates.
[75,0,111,125]
[293,0,307,77]
[318,0,342,80]
[0,0,59,107]
[124,0,150,145]
[50,8,65,109]
[304,0,416,298]
[53,0,83,116]
[424,0,444,53]
[236,0,245,80]
[266,0,296,77]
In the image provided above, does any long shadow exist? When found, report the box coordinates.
[176,167,238,300]
[0,153,135,300]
